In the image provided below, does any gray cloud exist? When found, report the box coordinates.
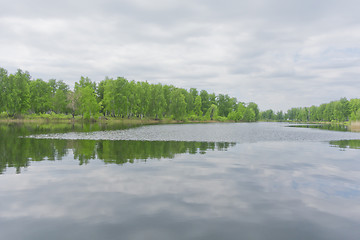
[1,0,360,111]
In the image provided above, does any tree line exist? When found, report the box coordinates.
[0,67,259,121]
[260,97,360,122]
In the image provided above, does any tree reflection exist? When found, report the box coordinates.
[330,140,360,150]
[0,123,236,174]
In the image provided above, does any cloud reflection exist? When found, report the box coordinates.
[1,141,360,239]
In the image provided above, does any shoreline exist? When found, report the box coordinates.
[0,117,221,125]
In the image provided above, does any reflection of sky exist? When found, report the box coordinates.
[27,122,360,142]
[1,141,360,239]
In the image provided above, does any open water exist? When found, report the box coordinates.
[1,122,360,240]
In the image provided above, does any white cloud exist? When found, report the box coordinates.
[1,0,360,111]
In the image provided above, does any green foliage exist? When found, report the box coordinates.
[78,85,100,120]
[227,103,246,122]
[0,66,261,122]
[261,97,355,122]
[351,109,360,121]
[247,102,259,121]
[74,76,100,120]
[29,79,52,113]
[4,69,31,116]
[200,90,210,114]
[205,104,218,120]
[217,94,236,117]
[149,83,166,119]
[214,115,227,122]
[67,91,77,117]
[260,109,276,121]
[0,68,8,113]
[0,112,8,118]
[193,95,203,117]
[53,88,69,114]
[243,107,256,122]
[169,89,187,120]
[0,121,235,173]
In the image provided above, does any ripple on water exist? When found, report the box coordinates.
[25,122,360,143]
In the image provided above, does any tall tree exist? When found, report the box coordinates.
[200,90,210,114]
[29,79,52,113]
[149,83,166,119]
[243,107,256,122]
[52,80,70,114]
[193,95,203,117]
[0,68,8,112]
[78,85,100,119]
[75,77,99,119]
[228,103,246,121]
[349,99,360,120]
[205,104,218,120]
[247,102,259,121]
[169,89,187,120]
[4,69,31,116]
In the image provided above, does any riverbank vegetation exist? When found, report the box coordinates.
[0,67,259,122]
[260,97,360,123]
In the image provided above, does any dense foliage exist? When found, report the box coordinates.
[0,67,259,121]
[260,97,360,122]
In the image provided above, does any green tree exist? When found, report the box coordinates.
[217,94,234,117]
[0,68,8,112]
[205,104,218,120]
[53,81,70,114]
[200,90,210,114]
[228,103,246,122]
[318,104,326,121]
[29,79,52,113]
[276,110,284,121]
[260,109,276,121]
[76,76,96,91]
[324,102,335,121]
[67,90,78,118]
[337,97,350,121]
[4,69,31,116]
[139,81,151,118]
[353,109,360,121]
[247,102,259,121]
[53,88,69,114]
[194,95,203,117]
[149,83,166,119]
[101,78,115,116]
[78,85,100,119]
[297,107,309,121]
[75,77,99,119]
[349,99,360,120]
[243,107,256,122]
[169,89,187,120]
[163,84,175,116]
[309,106,318,121]
[127,80,140,118]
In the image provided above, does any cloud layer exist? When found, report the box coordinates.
[1,0,359,110]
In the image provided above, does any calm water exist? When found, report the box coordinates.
[1,122,360,240]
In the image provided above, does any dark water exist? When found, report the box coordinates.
[1,122,360,240]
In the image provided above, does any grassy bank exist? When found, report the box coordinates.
[0,113,222,125]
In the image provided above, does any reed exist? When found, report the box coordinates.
[350,121,360,132]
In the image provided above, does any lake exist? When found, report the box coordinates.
[1,122,360,240]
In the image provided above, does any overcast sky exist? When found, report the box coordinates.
[1,0,359,111]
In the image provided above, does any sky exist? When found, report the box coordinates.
[1,0,359,111]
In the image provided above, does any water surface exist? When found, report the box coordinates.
[27,122,360,142]
[1,122,360,240]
